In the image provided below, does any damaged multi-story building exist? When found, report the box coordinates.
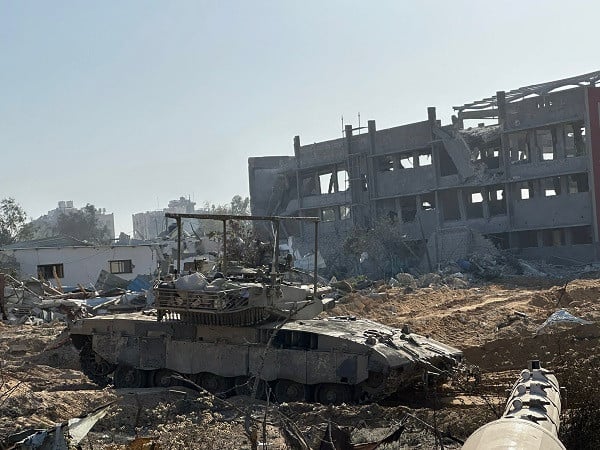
[248,71,600,269]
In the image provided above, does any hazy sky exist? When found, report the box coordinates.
[1,1,598,236]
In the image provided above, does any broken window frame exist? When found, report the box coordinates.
[440,190,460,221]
[465,189,484,219]
[508,131,530,164]
[37,263,65,279]
[420,193,436,211]
[109,259,133,274]
[487,186,507,216]
[567,173,589,194]
[541,176,561,197]
[565,122,587,158]
[318,171,336,195]
[376,155,395,172]
[417,150,432,167]
[337,169,349,192]
[399,152,415,169]
[536,128,556,161]
[517,181,535,200]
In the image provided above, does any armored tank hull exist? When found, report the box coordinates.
[70,313,462,403]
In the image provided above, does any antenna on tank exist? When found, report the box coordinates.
[358,112,361,134]
[341,115,344,137]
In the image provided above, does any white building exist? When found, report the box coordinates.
[132,197,209,240]
[34,201,116,239]
[1,236,161,287]
[132,210,168,240]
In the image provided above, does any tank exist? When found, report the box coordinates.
[70,313,462,403]
[69,213,464,403]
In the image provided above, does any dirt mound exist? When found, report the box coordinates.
[2,276,600,448]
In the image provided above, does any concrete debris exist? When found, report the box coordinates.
[2,401,114,449]
[394,273,417,289]
[537,309,593,334]
[1,272,150,324]
[417,273,443,288]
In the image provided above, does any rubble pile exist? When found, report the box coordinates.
[2,268,600,448]
[1,273,152,325]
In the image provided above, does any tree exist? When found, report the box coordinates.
[54,204,111,244]
[0,198,31,245]
[230,195,250,215]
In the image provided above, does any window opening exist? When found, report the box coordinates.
[541,177,561,197]
[418,151,432,166]
[321,208,335,222]
[110,260,133,274]
[337,170,349,191]
[340,205,351,220]
[377,156,394,172]
[37,264,64,280]
[568,173,589,193]
[536,129,555,160]
[399,154,414,169]
[319,172,335,195]
[508,132,529,163]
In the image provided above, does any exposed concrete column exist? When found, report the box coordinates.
[392,154,401,171]
[395,197,403,223]
[332,164,340,192]
[294,135,304,238]
[482,187,490,220]
[528,130,540,163]
[536,230,544,248]
[434,190,443,228]
[366,120,377,201]
[457,189,467,221]
[532,179,542,198]
[346,124,365,228]
[554,125,566,159]
[427,107,437,139]
[497,91,511,175]
[293,135,300,159]
[559,175,569,196]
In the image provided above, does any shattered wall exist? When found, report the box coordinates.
[248,73,600,268]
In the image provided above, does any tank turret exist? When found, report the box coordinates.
[69,214,464,403]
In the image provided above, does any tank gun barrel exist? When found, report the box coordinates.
[462,360,565,450]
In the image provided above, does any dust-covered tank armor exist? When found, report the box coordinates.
[69,213,463,403]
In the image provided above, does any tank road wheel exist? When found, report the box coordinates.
[114,365,148,388]
[152,369,176,388]
[274,380,307,403]
[316,384,352,405]
[199,373,234,396]
[79,342,116,387]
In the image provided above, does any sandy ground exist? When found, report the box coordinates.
[1,276,599,448]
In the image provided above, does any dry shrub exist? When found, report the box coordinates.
[558,354,600,449]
